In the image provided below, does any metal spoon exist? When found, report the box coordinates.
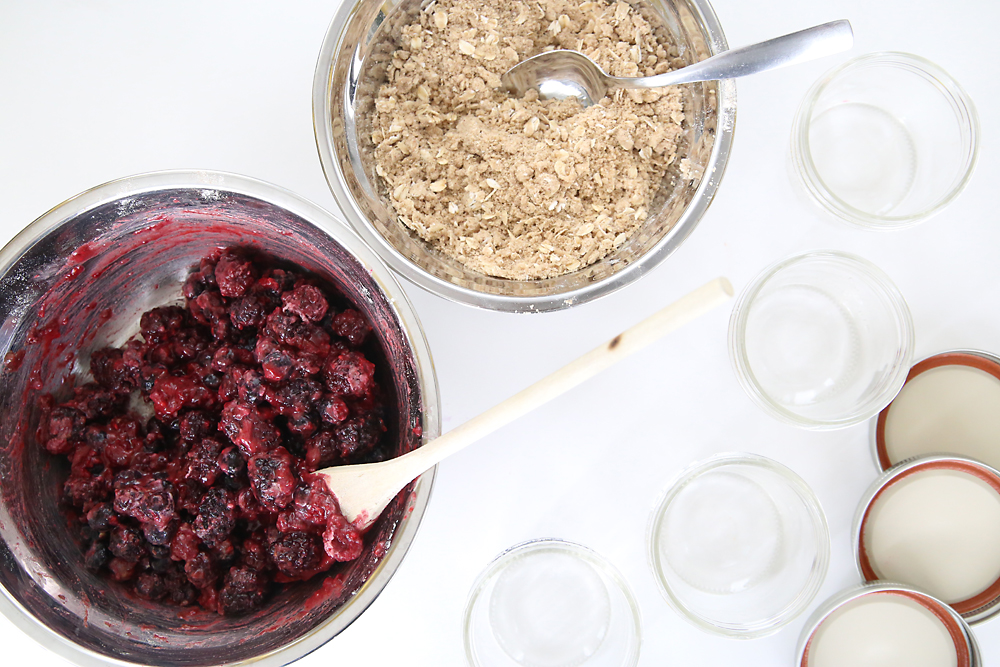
[502,19,853,106]
[315,277,733,530]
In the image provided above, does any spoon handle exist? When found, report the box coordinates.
[390,278,731,482]
[612,19,853,89]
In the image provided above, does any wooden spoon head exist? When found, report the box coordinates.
[314,461,400,532]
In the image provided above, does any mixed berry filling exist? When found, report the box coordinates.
[37,248,390,615]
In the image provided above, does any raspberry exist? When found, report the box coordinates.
[184,551,218,589]
[334,413,385,459]
[270,531,323,579]
[66,384,121,421]
[108,558,137,582]
[90,347,139,394]
[211,346,255,373]
[109,526,146,563]
[113,473,175,529]
[219,400,281,457]
[86,502,116,532]
[97,416,143,468]
[332,309,372,347]
[175,479,206,516]
[193,488,236,546]
[171,326,212,361]
[248,448,296,512]
[258,268,295,295]
[263,309,331,357]
[135,573,168,601]
[277,476,340,532]
[230,366,266,405]
[179,411,216,443]
[142,418,169,453]
[215,251,257,298]
[185,437,224,487]
[229,295,268,330]
[304,431,340,470]
[84,541,111,571]
[140,307,187,345]
[236,487,266,521]
[211,538,236,563]
[64,469,112,507]
[45,407,85,455]
[282,285,329,323]
[198,586,219,613]
[218,566,267,615]
[149,374,216,419]
[322,514,363,562]
[170,523,201,562]
[190,291,227,327]
[322,351,376,398]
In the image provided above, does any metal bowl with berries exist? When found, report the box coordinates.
[0,171,440,666]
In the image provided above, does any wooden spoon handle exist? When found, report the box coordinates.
[391,277,734,481]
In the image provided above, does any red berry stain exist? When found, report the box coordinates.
[304,574,345,611]
[69,243,102,264]
[4,350,25,372]
[27,320,60,345]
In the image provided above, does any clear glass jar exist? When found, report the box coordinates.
[791,52,979,229]
[464,539,641,667]
[647,453,829,638]
[729,250,914,429]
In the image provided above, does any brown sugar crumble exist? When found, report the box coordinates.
[372,0,690,280]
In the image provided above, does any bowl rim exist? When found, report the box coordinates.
[646,452,831,638]
[790,51,981,230]
[728,249,915,430]
[311,0,737,313]
[0,169,442,667]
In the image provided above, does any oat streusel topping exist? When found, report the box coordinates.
[372,0,689,280]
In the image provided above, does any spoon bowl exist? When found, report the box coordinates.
[502,20,853,106]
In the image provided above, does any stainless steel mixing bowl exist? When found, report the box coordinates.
[313,0,736,312]
[0,171,440,666]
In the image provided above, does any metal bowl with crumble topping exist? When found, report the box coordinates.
[314,0,735,313]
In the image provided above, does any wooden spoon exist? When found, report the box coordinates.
[315,277,734,530]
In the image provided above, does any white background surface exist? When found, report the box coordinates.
[1,0,999,664]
